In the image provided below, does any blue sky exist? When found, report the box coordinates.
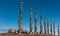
[0,0,60,34]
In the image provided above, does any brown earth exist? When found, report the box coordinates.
[0,33,59,36]
[0,33,17,36]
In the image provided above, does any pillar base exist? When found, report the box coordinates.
[17,30,27,34]
[17,30,22,33]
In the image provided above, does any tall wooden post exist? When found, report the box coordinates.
[34,11,37,33]
[44,16,46,34]
[30,8,33,32]
[53,22,55,35]
[40,15,43,34]
[19,2,23,31]
[47,20,49,34]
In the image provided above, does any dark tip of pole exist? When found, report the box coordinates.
[35,10,37,12]
[20,2,23,4]
[30,8,32,10]
[47,19,49,22]
[44,16,46,18]
[40,15,42,17]
[53,22,55,24]
[35,11,37,15]
[44,16,46,19]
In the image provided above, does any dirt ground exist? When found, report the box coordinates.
[0,33,17,36]
[0,33,58,36]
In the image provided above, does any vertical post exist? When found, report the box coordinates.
[34,11,37,33]
[47,20,49,34]
[53,22,55,35]
[30,8,32,32]
[40,15,43,34]
[44,16,46,34]
[50,21,52,35]
[58,25,59,36]
[19,2,23,31]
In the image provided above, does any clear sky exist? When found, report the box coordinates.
[0,0,60,34]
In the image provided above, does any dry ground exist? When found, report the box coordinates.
[0,33,59,36]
